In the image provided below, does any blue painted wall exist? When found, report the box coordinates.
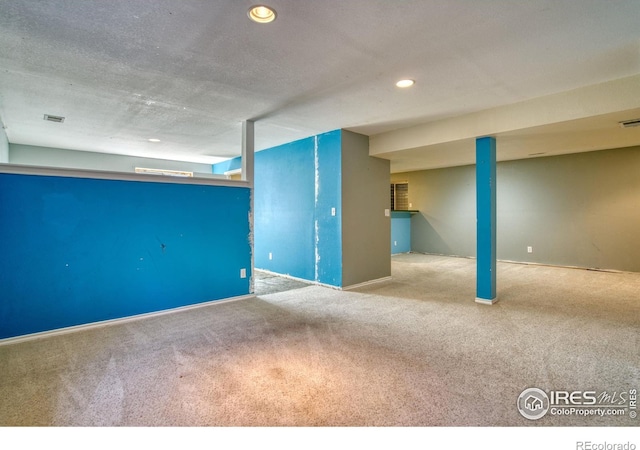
[211,157,241,175]
[215,130,343,287]
[391,212,411,254]
[253,137,316,281]
[0,173,251,340]
[315,131,342,286]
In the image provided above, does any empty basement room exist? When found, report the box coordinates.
[1,1,639,448]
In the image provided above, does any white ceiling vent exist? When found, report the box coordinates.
[618,118,640,128]
[43,114,65,123]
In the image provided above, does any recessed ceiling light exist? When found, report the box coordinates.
[148,138,161,143]
[395,79,415,88]
[248,5,277,23]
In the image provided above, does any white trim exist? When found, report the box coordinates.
[475,297,499,305]
[342,276,393,291]
[0,294,255,347]
[0,163,249,188]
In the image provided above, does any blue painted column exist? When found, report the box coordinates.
[476,136,497,304]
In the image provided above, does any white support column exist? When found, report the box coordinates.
[0,120,9,163]
[241,120,254,187]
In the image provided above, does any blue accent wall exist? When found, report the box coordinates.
[211,157,241,175]
[215,130,344,287]
[253,137,316,280]
[0,173,251,339]
[315,131,342,286]
[391,212,411,254]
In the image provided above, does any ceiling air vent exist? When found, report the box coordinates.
[619,118,640,128]
[43,114,65,123]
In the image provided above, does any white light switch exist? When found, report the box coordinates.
[240,268,247,278]
[331,207,336,216]
[385,209,390,217]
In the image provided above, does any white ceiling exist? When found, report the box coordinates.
[1,0,639,172]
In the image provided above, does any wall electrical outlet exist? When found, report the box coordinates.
[527,246,533,253]
[240,268,247,278]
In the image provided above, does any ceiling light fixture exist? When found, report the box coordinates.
[248,5,277,23]
[396,79,415,88]
[148,138,161,143]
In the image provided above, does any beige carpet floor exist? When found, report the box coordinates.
[1,254,638,426]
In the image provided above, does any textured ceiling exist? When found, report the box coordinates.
[1,0,639,169]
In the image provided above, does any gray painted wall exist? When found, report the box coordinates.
[392,146,640,273]
[341,130,391,287]
[9,144,215,176]
[0,120,8,163]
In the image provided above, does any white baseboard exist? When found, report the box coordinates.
[342,276,393,291]
[0,294,255,347]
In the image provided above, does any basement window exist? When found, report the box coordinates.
[391,182,409,211]
[134,167,193,177]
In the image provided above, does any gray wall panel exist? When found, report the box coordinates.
[392,146,640,272]
[342,130,391,287]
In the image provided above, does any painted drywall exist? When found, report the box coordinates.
[0,172,251,339]
[391,145,640,272]
[341,130,391,286]
[251,135,317,281]
[391,165,476,258]
[214,129,390,288]
[315,131,342,287]
[246,130,342,286]
[9,144,216,176]
[212,157,241,175]
[0,120,8,163]
[391,212,411,254]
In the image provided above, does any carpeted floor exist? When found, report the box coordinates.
[0,254,638,426]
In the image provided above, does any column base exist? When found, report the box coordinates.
[475,297,498,305]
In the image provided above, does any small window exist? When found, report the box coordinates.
[135,167,193,177]
[391,182,409,210]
